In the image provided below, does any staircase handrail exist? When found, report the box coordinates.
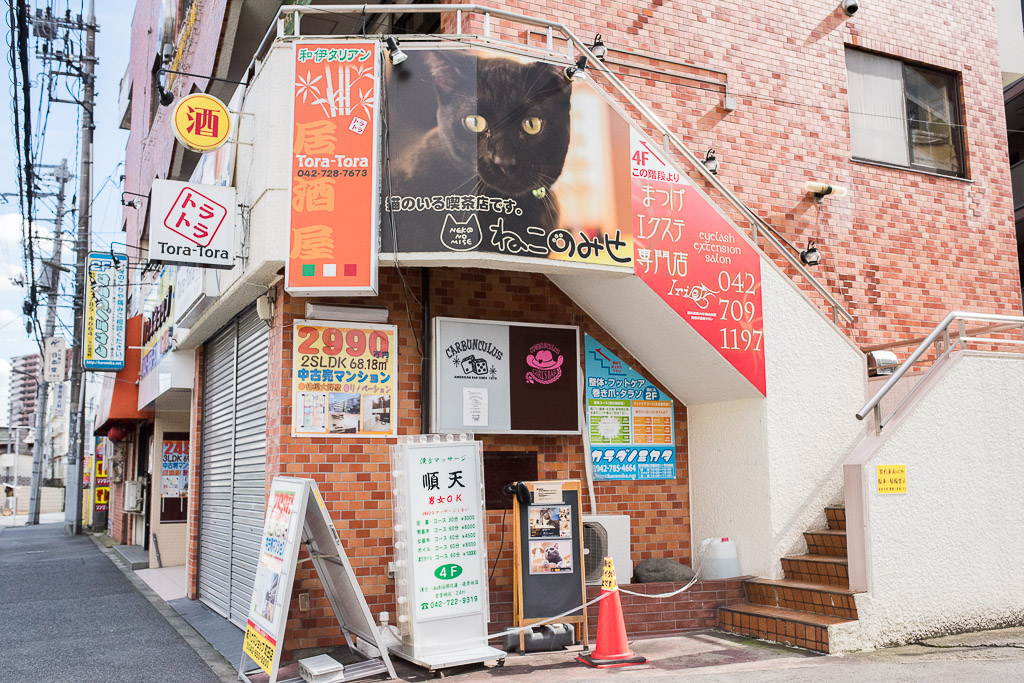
[247,3,854,327]
[856,311,1024,430]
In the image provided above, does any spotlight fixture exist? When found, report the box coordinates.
[385,37,407,65]
[702,149,719,175]
[157,84,174,107]
[804,180,848,201]
[121,191,147,209]
[564,55,588,81]
[800,239,822,267]
[590,34,608,61]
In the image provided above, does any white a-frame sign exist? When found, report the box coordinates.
[240,476,397,682]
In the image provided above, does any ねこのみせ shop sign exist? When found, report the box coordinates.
[287,41,381,296]
[150,179,236,269]
[83,252,128,371]
[432,318,580,434]
[584,335,676,481]
[291,321,397,438]
[173,93,232,153]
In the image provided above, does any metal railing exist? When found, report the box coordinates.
[857,311,1024,431]
[244,3,854,327]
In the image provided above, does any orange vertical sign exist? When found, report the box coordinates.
[287,41,381,296]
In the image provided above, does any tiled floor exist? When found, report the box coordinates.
[136,565,187,601]
[168,597,245,669]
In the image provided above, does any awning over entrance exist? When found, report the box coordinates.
[94,315,153,436]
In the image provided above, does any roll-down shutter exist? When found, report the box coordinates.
[198,306,269,627]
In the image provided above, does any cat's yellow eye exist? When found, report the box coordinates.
[463,115,487,133]
[522,117,543,135]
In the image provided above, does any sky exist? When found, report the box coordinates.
[1,1,131,425]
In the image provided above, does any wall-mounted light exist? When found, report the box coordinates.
[121,191,148,209]
[564,55,588,81]
[702,149,719,175]
[800,239,822,267]
[305,303,389,324]
[590,34,608,61]
[156,84,174,107]
[804,180,848,201]
[386,37,407,65]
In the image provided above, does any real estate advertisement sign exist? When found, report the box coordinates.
[150,178,236,269]
[94,437,109,515]
[83,252,128,371]
[380,45,634,270]
[584,335,676,480]
[287,40,381,296]
[161,439,188,498]
[433,317,580,434]
[291,320,397,438]
[629,128,766,395]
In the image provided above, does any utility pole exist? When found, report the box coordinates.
[66,0,97,536]
[27,159,71,525]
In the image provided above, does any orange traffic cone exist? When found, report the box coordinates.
[577,557,648,668]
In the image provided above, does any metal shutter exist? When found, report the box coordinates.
[198,306,269,627]
[228,309,270,625]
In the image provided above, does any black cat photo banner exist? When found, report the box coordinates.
[432,317,580,434]
[380,46,635,271]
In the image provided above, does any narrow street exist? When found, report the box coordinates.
[0,523,225,683]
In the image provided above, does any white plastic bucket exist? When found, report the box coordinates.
[700,537,741,579]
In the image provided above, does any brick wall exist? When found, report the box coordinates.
[268,267,690,659]
[187,345,205,599]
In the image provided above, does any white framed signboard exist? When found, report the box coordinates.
[389,435,505,668]
[240,477,397,682]
[150,178,237,269]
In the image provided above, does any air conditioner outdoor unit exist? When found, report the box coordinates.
[581,514,632,585]
[123,479,144,514]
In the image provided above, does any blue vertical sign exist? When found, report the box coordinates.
[584,335,676,480]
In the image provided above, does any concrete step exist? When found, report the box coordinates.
[825,506,846,531]
[743,577,857,620]
[781,554,848,589]
[803,528,847,558]
[719,602,850,653]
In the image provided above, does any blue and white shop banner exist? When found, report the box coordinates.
[584,334,676,481]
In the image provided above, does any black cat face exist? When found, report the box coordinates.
[425,50,573,197]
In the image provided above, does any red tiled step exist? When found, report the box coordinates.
[825,506,846,531]
[781,554,849,588]
[719,602,848,653]
[803,529,847,558]
[743,578,858,620]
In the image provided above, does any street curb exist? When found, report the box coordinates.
[88,533,238,683]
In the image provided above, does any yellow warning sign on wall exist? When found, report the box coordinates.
[876,464,907,494]
[172,93,231,153]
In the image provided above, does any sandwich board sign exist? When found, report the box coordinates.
[240,477,397,682]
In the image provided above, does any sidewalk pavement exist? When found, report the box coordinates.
[2,520,1022,682]
[0,522,231,683]
[0,510,64,526]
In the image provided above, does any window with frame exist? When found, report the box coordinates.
[845,49,965,177]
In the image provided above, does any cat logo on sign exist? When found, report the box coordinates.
[173,93,231,153]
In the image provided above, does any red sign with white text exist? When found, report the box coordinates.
[287,41,381,296]
[630,130,766,395]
